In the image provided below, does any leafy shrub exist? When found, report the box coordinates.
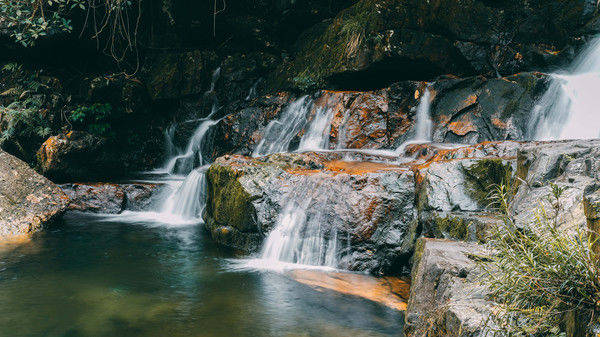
[69,103,113,137]
[0,98,52,158]
[0,0,86,47]
[483,184,600,336]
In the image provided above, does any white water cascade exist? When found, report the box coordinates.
[253,96,313,156]
[528,36,600,140]
[162,119,219,175]
[298,106,334,151]
[231,181,341,271]
[160,167,208,219]
[412,88,433,142]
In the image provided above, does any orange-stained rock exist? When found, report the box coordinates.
[37,131,116,182]
[289,269,410,311]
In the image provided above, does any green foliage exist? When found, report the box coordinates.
[464,159,514,207]
[482,184,600,336]
[69,103,113,137]
[0,99,52,148]
[0,0,86,47]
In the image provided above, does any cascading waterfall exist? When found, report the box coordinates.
[161,167,208,219]
[162,119,219,175]
[298,106,334,151]
[232,181,341,271]
[253,96,313,156]
[412,88,433,142]
[528,36,600,140]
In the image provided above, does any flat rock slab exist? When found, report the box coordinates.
[60,183,161,214]
[289,269,410,312]
[0,150,69,241]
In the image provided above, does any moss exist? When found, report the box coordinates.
[205,164,257,232]
[280,0,401,90]
[434,216,471,241]
[464,159,513,207]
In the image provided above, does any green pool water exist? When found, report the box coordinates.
[0,212,404,337]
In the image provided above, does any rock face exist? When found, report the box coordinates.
[60,183,160,214]
[204,152,418,274]
[429,73,549,144]
[512,140,600,233]
[276,0,597,90]
[405,238,494,337]
[0,150,69,240]
[215,72,548,157]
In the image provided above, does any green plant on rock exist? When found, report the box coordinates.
[482,184,600,336]
[69,102,113,137]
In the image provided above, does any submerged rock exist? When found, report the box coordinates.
[204,152,418,274]
[60,183,160,214]
[0,150,69,241]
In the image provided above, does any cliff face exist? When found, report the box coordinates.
[0,0,597,179]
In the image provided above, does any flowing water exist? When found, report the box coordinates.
[248,182,340,271]
[253,96,313,156]
[528,36,600,140]
[0,213,404,337]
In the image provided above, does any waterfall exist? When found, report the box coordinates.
[253,96,313,156]
[528,36,600,140]
[162,119,218,175]
[412,88,433,142]
[161,167,208,219]
[298,106,334,151]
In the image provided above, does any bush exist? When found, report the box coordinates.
[69,103,113,137]
[483,184,600,336]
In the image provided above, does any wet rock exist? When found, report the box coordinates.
[60,183,160,214]
[217,72,548,158]
[0,150,69,240]
[405,238,495,337]
[204,152,418,274]
[289,269,410,311]
[411,142,518,242]
[430,72,550,144]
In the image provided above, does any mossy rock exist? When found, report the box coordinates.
[205,163,259,233]
[464,158,513,207]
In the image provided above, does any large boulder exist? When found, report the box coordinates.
[36,131,117,182]
[204,152,418,274]
[0,150,69,240]
[405,238,495,337]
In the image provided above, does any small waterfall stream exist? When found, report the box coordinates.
[528,36,600,140]
[412,88,433,142]
[253,96,313,156]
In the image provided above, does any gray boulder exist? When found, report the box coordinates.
[0,150,69,240]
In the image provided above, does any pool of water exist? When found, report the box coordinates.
[0,212,404,337]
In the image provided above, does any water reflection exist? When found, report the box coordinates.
[0,213,404,337]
